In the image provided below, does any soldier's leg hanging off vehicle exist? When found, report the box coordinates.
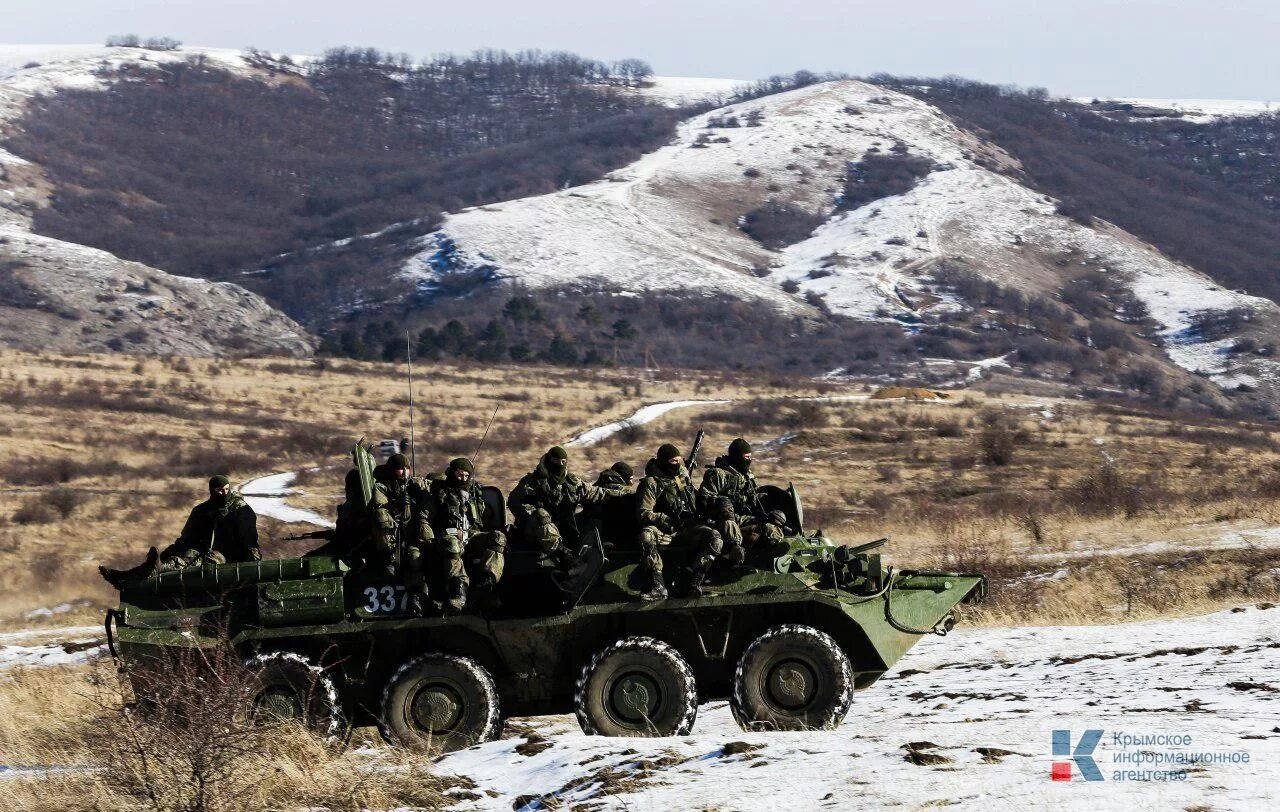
[636,526,669,601]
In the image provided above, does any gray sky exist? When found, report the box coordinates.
[6,0,1278,99]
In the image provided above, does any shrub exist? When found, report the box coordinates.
[739,200,826,249]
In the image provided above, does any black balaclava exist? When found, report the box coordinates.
[728,437,752,473]
[544,446,569,481]
[209,474,231,505]
[657,443,682,477]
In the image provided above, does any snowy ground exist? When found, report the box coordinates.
[0,625,103,671]
[240,472,335,528]
[1072,96,1276,123]
[565,400,731,446]
[436,605,1279,810]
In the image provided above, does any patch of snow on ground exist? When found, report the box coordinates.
[437,605,1280,810]
[566,400,730,446]
[0,626,104,671]
[633,76,748,107]
[1073,96,1276,123]
[240,472,334,528]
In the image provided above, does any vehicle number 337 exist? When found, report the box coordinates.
[362,585,408,614]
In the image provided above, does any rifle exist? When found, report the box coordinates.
[284,529,335,542]
[673,428,705,527]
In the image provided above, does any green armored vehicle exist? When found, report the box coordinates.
[107,482,985,752]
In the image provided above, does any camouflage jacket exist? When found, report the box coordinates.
[698,456,760,519]
[508,462,617,525]
[428,479,496,538]
[636,459,698,531]
[163,493,260,563]
[372,477,430,548]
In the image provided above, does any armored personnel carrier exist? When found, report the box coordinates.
[108,481,985,752]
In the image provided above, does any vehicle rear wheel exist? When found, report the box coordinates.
[575,636,697,737]
[380,652,500,752]
[730,624,852,731]
[241,651,345,738]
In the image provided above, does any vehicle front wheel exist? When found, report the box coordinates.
[730,624,852,731]
[575,636,697,737]
[379,652,501,752]
[241,651,345,738]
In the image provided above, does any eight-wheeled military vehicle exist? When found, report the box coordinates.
[108,481,985,752]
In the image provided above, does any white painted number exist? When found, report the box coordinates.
[362,585,408,614]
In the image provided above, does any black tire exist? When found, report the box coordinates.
[380,652,500,753]
[730,624,853,731]
[241,651,345,738]
[575,636,697,737]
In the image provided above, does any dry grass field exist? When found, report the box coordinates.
[2,347,1279,626]
[2,349,1279,810]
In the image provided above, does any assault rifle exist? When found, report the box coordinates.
[672,428,706,527]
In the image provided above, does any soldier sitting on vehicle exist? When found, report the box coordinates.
[634,444,726,601]
[99,475,260,588]
[698,438,787,556]
[580,461,636,545]
[369,453,432,603]
[428,458,506,613]
[508,446,626,568]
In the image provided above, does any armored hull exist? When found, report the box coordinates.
[111,515,984,749]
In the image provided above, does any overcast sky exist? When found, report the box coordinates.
[6,0,1277,99]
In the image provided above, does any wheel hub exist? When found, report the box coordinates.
[767,659,818,709]
[254,687,303,722]
[610,672,661,723]
[411,683,463,732]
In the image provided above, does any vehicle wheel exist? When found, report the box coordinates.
[575,636,697,737]
[241,651,345,738]
[380,653,501,753]
[730,624,852,731]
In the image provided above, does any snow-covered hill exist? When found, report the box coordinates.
[1073,96,1276,123]
[0,44,313,357]
[433,604,1279,810]
[403,79,1280,393]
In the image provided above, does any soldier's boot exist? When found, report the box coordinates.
[405,591,427,617]
[681,551,718,598]
[638,570,668,602]
[471,572,502,612]
[723,541,746,566]
[99,546,159,589]
[444,580,467,614]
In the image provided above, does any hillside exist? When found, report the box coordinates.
[399,79,1280,408]
[3,45,1280,412]
[0,45,313,356]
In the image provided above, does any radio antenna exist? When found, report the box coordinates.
[406,332,416,473]
[470,405,500,466]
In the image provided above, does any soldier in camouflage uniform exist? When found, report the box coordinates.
[427,458,506,612]
[99,475,260,588]
[698,438,786,555]
[508,446,624,566]
[580,461,636,545]
[369,454,431,606]
[634,444,724,601]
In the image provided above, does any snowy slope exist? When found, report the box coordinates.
[633,75,747,107]
[1073,96,1276,123]
[404,80,1280,390]
[435,604,1280,810]
[0,44,313,356]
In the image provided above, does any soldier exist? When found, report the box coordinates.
[369,452,431,583]
[508,446,624,566]
[698,438,786,556]
[581,461,636,544]
[427,458,506,612]
[99,475,260,588]
[634,443,725,601]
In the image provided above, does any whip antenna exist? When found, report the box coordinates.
[406,332,416,473]
[470,405,500,466]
